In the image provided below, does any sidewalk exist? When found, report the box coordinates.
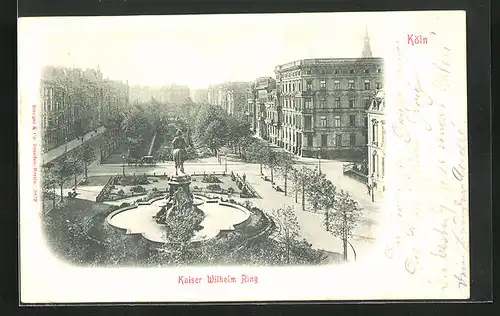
[43,126,106,165]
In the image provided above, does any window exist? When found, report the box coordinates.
[381,122,386,145]
[377,68,382,73]
[320,99,326,108]
[349,115,356,127]
[350,133,356,146]
[349,97,356,108]
[364,69,370,73]
[320,116,327,127]
[382,157,385,176]
[372,151,378,175]
[336,134,342,147]
[304,116,312,129]
[321,134,328,147]
[334,97,341,108]
[306,81,313,91]
[306,70,312,75]
[364,97,371,108]
[364,80,371,90]
[376,82,383,89]
[334,70,339,74]
[334,115,341,127]
[304,98,313,109]
[364,116,368,127]
[348,80,355,90]
[349,69,355,74]
[307,134,313,146]
[372,120,378,144]
[320,79,326,89]
[334,80,340,90]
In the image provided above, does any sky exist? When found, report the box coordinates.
[19,12,430,89]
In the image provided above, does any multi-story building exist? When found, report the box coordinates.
[208,82,251,117]
[208,83,227,109]
[264,87,281,145]
[274,57,383,160]
[247,77,276,138]
[367,89,385,191]
[227,82,251,117]
[191,88,209,104]
[40,66,129,153]
[160,84,192,105]
[128,85,163,104]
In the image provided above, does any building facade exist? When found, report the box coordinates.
[208,82,251,117]
[367,89,385,191]
[40,66,129,153]
[159,84,192,105]
[264,87,281,144]
[247,77,276,138]
[274,57,383,160]
[191,88,209,104]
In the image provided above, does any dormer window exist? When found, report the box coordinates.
[349,69,355,74]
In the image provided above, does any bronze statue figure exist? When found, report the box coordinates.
[172,129,188,176]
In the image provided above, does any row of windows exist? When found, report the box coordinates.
[281,80,383,93]
[283,95,374,109]
[281,67,383,78]
[306,133,358,147]
[278,113,367,129]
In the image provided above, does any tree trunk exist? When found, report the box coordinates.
[60,184,64,203]
[284,170,288,196]
[270,167,274,182]
[260,163,263,174]
[85,163,88,178]
[52,186,56,208]
[302,183,305,210]
[343,235,348,261]
[74,173,77,189]
[343,211,348,260]
[286,231,290,264]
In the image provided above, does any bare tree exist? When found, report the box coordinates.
[79,143,95,179]
[272,205,300,264]
[52,158,74,202]
[275,151,296,195]
[324,190,362,261]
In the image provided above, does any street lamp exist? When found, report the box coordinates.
[317,149,322,174]
[370,173,375,202]
[224,152,228,173]
[121,154,126,177]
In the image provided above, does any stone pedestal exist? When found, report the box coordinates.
[168,174,192,199]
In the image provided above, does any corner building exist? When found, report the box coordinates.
[367,89,386,191]
[274,57,383,160]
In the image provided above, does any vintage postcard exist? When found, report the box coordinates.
[18,11,469,303]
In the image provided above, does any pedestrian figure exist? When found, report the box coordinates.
[242,173,246,183]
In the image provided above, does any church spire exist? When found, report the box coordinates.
[362,25,373,58]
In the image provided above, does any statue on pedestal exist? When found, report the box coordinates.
[172,129,188,176]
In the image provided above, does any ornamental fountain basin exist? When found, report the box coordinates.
[106,195,251,243]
